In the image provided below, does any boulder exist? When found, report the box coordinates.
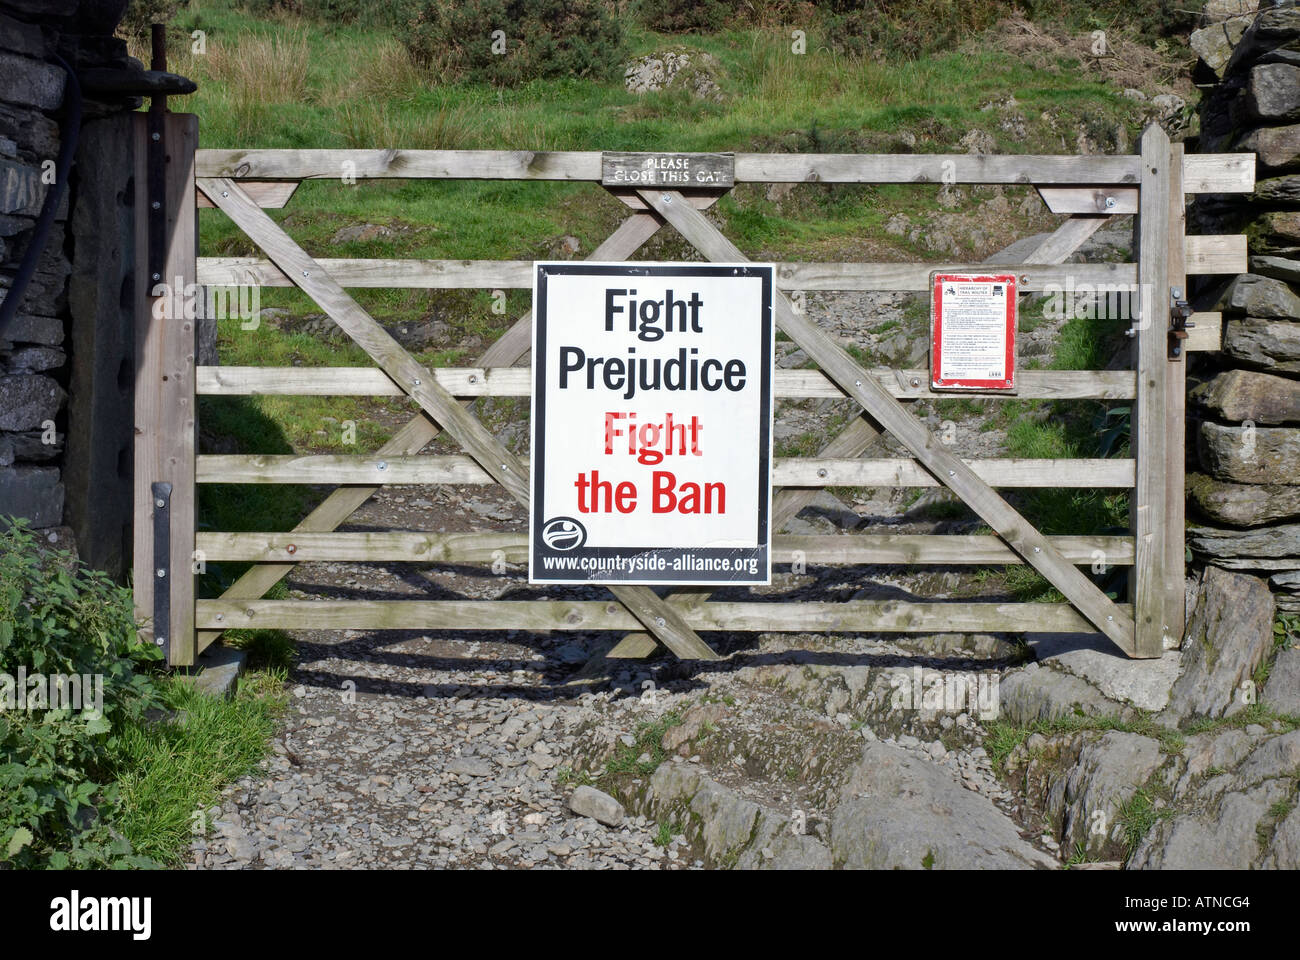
[1246,210,1300,255]
[1216,274,1300,320]
[1189,521,1300,559]
[829,742,1055,869]
[1197,420,1300,483]
[1047,731,1163,855]
[1188,473,1300,526]
[1223,317,1300,372]
[1250,255,1300,285]
[1165,567,1275,721]
[0,374,64,431]
[567,785,624,826]
[1191,368,1300,423]
[1238,123,1300,174]
[1130,791,1270,869]
[1255,175,1300,206]
[623,48,722,101]
[1191,17,1252,76]
[0,464,63,527]
[1249,63,1300,122]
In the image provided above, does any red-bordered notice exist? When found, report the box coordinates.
[930,273,1017,391]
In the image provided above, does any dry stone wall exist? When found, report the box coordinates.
[1190,0,1300,615]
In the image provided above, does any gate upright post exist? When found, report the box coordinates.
[1133,125,1173,658]
[132,112,198,666]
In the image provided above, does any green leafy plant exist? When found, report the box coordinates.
[399,0,624,85]
[0,520,164,868]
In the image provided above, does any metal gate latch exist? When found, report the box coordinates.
[1169,286,1194,359]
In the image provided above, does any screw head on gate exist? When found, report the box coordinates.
[151,272,161,282]
[156,635,166,646]
[156,568,166,578]
[412,378,421,386]
[221,190,229,198]
[286,544,297,555]
[855,380,862,387]
[948,470,955,477]
[376,460,388,471]
[151,200,161,210]
[155,498,165,508]
[910,377,920,388]
[1104,196,1116,209]
[662,194,672,204]
[655,616,667,627]
[1033,546,1041,553]
[817,468,828,478]
[151,132,160,141]
[468,374,478,384]
[215,613,224,622]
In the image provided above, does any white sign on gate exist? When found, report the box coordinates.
[529,262,774,585]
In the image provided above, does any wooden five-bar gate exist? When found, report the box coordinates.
[132,113,1253,668]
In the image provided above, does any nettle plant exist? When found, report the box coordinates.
[0,521,163,869]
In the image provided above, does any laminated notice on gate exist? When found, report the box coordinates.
[930,272,1018,392]
[529,262,774,585]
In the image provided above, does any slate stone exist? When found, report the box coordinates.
[1166,567,1275,721]
[1197,420,1300,483]
[1191,368,1300,424]
[1188,473,1300,526]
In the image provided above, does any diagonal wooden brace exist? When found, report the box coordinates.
[638,186,1137,656]
[198,178,718,660]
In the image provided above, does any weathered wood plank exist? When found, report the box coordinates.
[196,598,1134,634]
[196,180,298,209]
[197,255,1135,292]
[196,149,604,180]
[639,185,1138,656]
[1184,233,1248,275]
[195,365,1137,401]
[1132,125,1173,658]
[732,153,1142,184]
[196,531,1134,565]
[1037,187,1137,214]
[191,149,1252,191]
[133,114,198,666]
[195,453,1135,488]
[1181,152,1255,194]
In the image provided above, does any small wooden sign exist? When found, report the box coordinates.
[601,152,735,188]
[930,272,1018,392]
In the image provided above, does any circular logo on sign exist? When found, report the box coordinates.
[541,517,586,551]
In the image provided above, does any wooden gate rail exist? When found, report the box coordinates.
[136,132,1255,666]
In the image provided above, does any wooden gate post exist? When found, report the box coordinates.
[132,113,198,665]
[1133,125,1173,658]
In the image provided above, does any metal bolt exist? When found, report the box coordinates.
[855,380,862,387]
[501,464,508,471]
[151,200,161,210]
[221,190,229,198]
[286,544,297,555]
[412,378,421,386]
[817,468,828,478]
[1033,546,1041,553]
[151,132,160,141]
[1104,196,1116,209]
[156,635,166,646]
[662,194,672,204]
[155,498,165,508]
[1107,615,1114,622]
[1019,274,1029,285]
[468,374,478,384]
[376,460,388,471]
[302,270,309,278]
[948,470,955,477]
[655,616,667,627]
[156,568,166,578]
[215,614,224,622]
[910,377,920,388]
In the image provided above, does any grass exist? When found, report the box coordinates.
[604,710,683,778]
[113,670,286,865]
